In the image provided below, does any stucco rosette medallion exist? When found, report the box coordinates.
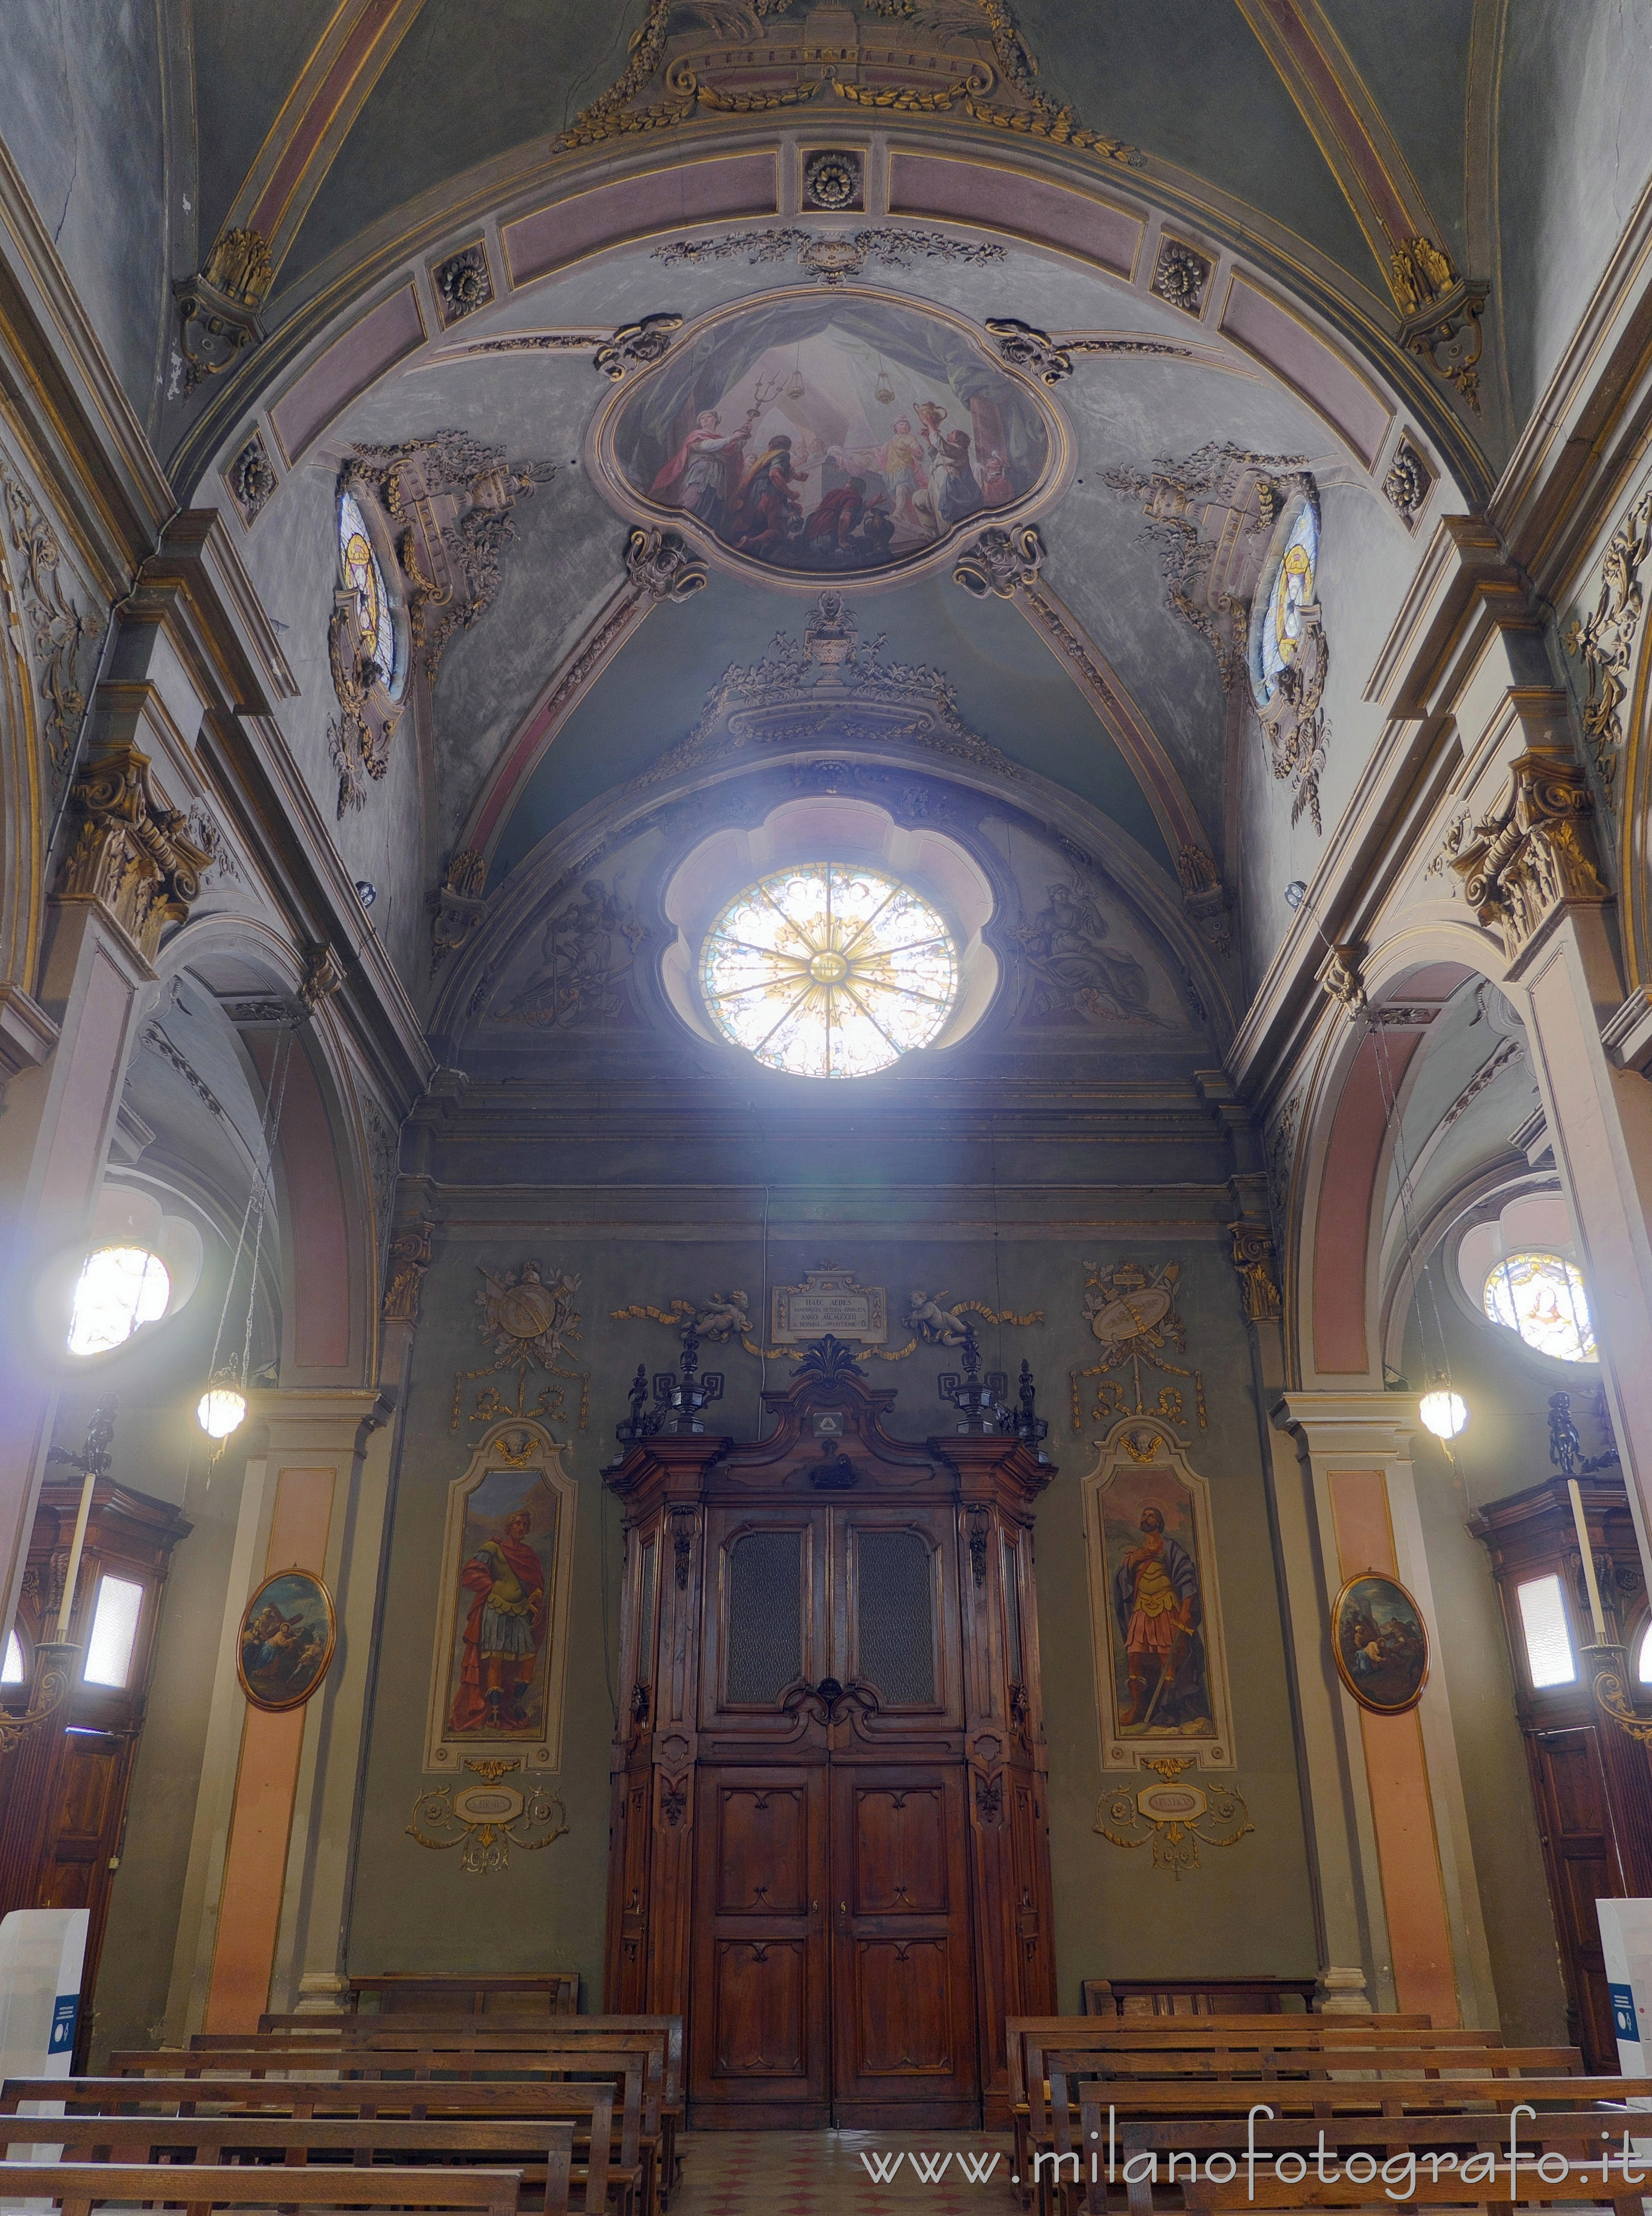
[593,292,1070,593]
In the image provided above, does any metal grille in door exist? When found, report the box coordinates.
[725,1529,803,1703]
[856,1529,936,1704]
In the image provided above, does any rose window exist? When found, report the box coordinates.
[700,864,959,1079]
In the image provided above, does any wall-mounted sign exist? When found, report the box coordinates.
[771,1266,888,1344]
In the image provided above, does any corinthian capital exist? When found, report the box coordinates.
[56,744,211,962]
[1447,749,1609,961]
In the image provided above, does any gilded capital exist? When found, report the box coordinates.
[1229,1222,1283,1324]
[55,744,211,962]
[1447,749,1609,959]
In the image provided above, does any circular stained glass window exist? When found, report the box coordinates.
[1482,1251,1598,1364]
[66,1245,171,1357]
[338,489,395,690]
[1250,499,1318,708]
[701,863,959,1079]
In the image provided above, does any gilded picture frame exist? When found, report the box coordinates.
[422,1418,577,1775]
[236,1569,337,1713]
[1331,1570,1430,1715]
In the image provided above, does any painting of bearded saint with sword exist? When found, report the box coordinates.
[1112,1499,1214,1737]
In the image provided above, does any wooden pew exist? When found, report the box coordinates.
[1038,2044,1587,2209]
[346,1976,579,2017]
[0,2162,527,2216]
[1007,2016,1437,2202]
[0,2113,573,2214]
[1,2079,618,2216]
[248,2017,685,2203]
[146,2033,662,2216]
[1082,1977,1319,2017]
[1092,2105,1652,2216]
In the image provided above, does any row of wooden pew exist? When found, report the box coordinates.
[1008,2011,1652,2215]
[0,2010,681,2216]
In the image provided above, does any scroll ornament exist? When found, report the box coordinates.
[452,1261,589,1431]
[1094,1756,1252,1878]
[1441,750,1609,960]
[611,1282,1041,1362]
[407,1758,568,1875]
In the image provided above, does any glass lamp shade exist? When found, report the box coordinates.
[1418,1387,1469,1440]
[197,1386,248,1440]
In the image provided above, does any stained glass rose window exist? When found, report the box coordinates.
[1482,1251,1597,1364]
[338,488,395,690]
[701,863,959,1079]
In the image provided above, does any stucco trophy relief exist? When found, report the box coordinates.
[613,1267,1041,1363]
[1070,1259,1208,1432]
[451,1261,590,1431]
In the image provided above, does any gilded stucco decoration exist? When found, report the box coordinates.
[612,1270,1039,1362]
[224,431,278,528]
[560,0,1141,166]
[954,521,1046,596]
[407,1761,569,1874]
[594,314,684,382]
[492,879,649,1032]
[1383,436,1433,531]
[802,149,864,211]
[428,848,488,972]
[451,1262,590,1431]
[343,432,553,685]
[1103,443,1309,693]
[57,744,210,962]
[1150,239,1212,317]
[0,449,93,782]
[432,241,493,327]
[383,1217,434,1324]
[1070,1260,1207,1431]
[1390,240,1488,415]
[173,226,271,395]
[637,589,1027,787]
[1094,1759,1253,1875]
[1564,487,1652,806]
[652,227,1007,288]
[1441,750,1610,961]
[1228,1222,1282,1323]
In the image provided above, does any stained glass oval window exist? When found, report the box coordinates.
[701,863,959,1080]
[1250,499,1319,708]
[338,489,395,690]
[1483,1251,1598,1364]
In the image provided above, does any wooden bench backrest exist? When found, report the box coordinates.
[1083,1978,1321,2018]
[0,2081,611,2216]
[117,2042,656,2127]
[1005,2016,1434,2108]
[346,1977,578,2017]
[1055,2071,1652,2118]
[1085,2103,1650,2216]
[0,2162,523,2216]
[175,2032,664,2112]
[0,2113,573,2203]
[1044,2041,1582,2084]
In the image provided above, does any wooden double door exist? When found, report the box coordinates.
[693,1759,977,2126]
[604,1353,1056,2128]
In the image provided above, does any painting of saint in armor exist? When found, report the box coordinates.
[1099,1469,1216,1742]
[1332,1572,1429,1714]
[443,1470,563,1737]
[607,294,1056,579]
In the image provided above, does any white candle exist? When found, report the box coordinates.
[1568,1477,1609,1646]
[54,1466,96,1642]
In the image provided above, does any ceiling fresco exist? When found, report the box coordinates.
[600,293,1061,583]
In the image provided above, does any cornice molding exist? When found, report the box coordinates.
[0,131,173,587]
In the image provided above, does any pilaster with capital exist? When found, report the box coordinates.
[1270,1394,1497,2028]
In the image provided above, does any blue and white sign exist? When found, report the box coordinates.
[1598,1898,1652,2102]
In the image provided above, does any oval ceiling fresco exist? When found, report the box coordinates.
[597,291,1065,586]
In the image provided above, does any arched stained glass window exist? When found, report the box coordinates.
[701,863,959,1080]
[1251,500,1318,708]
[338,489,395,690]
[1482,1251,1598,1364]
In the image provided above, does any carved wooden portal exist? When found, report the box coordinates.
[604,1353,1055,2128]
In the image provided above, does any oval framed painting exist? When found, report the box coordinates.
[237,1568,337,1713]
[1331,1570,1429,1715]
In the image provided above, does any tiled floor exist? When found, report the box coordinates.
[670,2129,1017,2216]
